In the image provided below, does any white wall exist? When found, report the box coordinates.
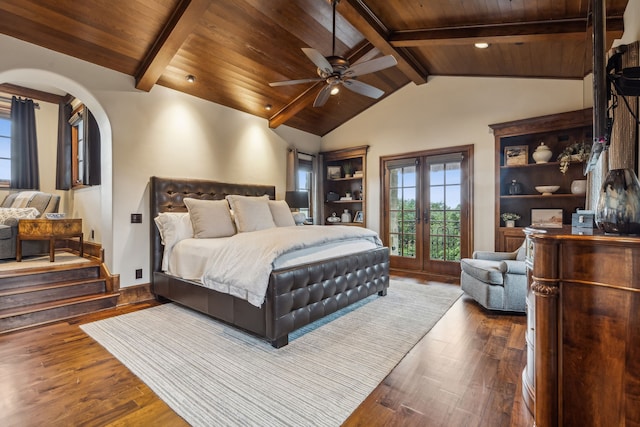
[320,76,586,251]
[0,34,321,287]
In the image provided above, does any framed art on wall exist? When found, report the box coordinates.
[531,209,563,228]
[504,145,529,166]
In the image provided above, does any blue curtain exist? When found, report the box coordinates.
[83,107,101,185]
[55,101,72,190]
[10,96,39,189]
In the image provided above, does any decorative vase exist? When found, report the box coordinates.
[532,142,553,163]
[341,209,351,223]
[508,179,522,195]
[570,179,587,195]
[505,220,515,228]
[595,168,640,235]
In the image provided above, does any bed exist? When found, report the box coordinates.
[150,176,390,347]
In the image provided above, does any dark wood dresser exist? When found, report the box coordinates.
[523,227,640,426]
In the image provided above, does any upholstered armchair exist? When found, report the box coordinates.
[460,243,527,313]
[0,191,61,259]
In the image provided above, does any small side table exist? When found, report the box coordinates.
[17,218,83,262]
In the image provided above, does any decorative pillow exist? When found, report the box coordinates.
[225,195,275,232]
[183,198,236,238]
[0,207,40,224]
[268,200,296,227]
[153,212,193,271]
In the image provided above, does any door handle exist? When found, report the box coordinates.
[424,209,429,223]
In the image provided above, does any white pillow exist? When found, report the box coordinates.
[183,198,236,238]
[154,212,193,271]
[268,200,296,227]
[225,195,275,232]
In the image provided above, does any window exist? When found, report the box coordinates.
[69,109,85,187]
[0,117,10,186]
[297,156,313,219]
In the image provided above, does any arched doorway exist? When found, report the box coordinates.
[0,68,113,269]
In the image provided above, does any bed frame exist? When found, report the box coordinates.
[150,176,390,348]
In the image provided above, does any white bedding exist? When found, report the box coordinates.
[167,225,382,307]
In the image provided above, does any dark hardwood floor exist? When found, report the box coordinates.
[0,277,534,426]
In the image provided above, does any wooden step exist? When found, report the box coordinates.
[0,278,107,310]
[0,293,119,333]
[0,264,100,291]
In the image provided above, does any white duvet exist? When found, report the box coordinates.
[189,225,382,307]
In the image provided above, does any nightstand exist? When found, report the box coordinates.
[17,218,83,262]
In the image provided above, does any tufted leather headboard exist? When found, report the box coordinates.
[150,176,276,275]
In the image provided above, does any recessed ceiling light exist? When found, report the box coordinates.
[264,104,272,111]
[186,74,196,83]
[330,86,340,95]
[474,42,490,49]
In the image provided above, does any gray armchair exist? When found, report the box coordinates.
[0,192,61,259]
[460,243,527,313]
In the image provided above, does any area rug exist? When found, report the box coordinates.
[81,281,462,427]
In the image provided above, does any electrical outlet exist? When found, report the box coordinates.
[135,269,142,279]
[131,213,142,223]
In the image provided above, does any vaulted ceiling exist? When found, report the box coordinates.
[0,0,629,136]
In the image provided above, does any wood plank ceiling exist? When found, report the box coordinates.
[0,0,628,136]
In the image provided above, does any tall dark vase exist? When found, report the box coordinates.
[595,168,640,234]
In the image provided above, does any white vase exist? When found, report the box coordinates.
[341,209,351,223]
[505,220,515,228]
[571,179,587,195]
[532,142,553,163]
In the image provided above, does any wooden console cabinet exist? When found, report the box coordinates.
[523,227,640,426]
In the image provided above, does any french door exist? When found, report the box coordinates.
[382,146,473,279]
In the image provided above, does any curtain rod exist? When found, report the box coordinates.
[0,96,40,109]
[289,148,316,157]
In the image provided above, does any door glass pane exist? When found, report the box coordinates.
[387,163,417,258]
[429,161,462,261]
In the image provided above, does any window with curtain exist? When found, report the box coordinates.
[62,104,100,189]
[297,155,313,219]
[0,117,10,186]
[69,110,85,186]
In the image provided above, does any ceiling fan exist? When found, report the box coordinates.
[268,0,397,107]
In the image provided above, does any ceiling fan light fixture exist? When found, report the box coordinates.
[186,74,196,83]
[474,42,490,49]
[330,86,340,95]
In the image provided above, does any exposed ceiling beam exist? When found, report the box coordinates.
[0,83,67,104]
[339,0,428,85]
[135,0,212,92]
[268,83,325,129]
[390,16,625,47]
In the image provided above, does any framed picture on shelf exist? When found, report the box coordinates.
[504,145,529,166]
[327,166,342,179]
[531,209,563,228]
[354,211,364,223]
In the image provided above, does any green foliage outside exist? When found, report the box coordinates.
[389,200,461,261]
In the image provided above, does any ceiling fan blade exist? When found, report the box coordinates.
[302,48,333,75]
[343,55,398,78]
[342,79,385,99]
[313,85,333,107]
[269,78,324,87]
